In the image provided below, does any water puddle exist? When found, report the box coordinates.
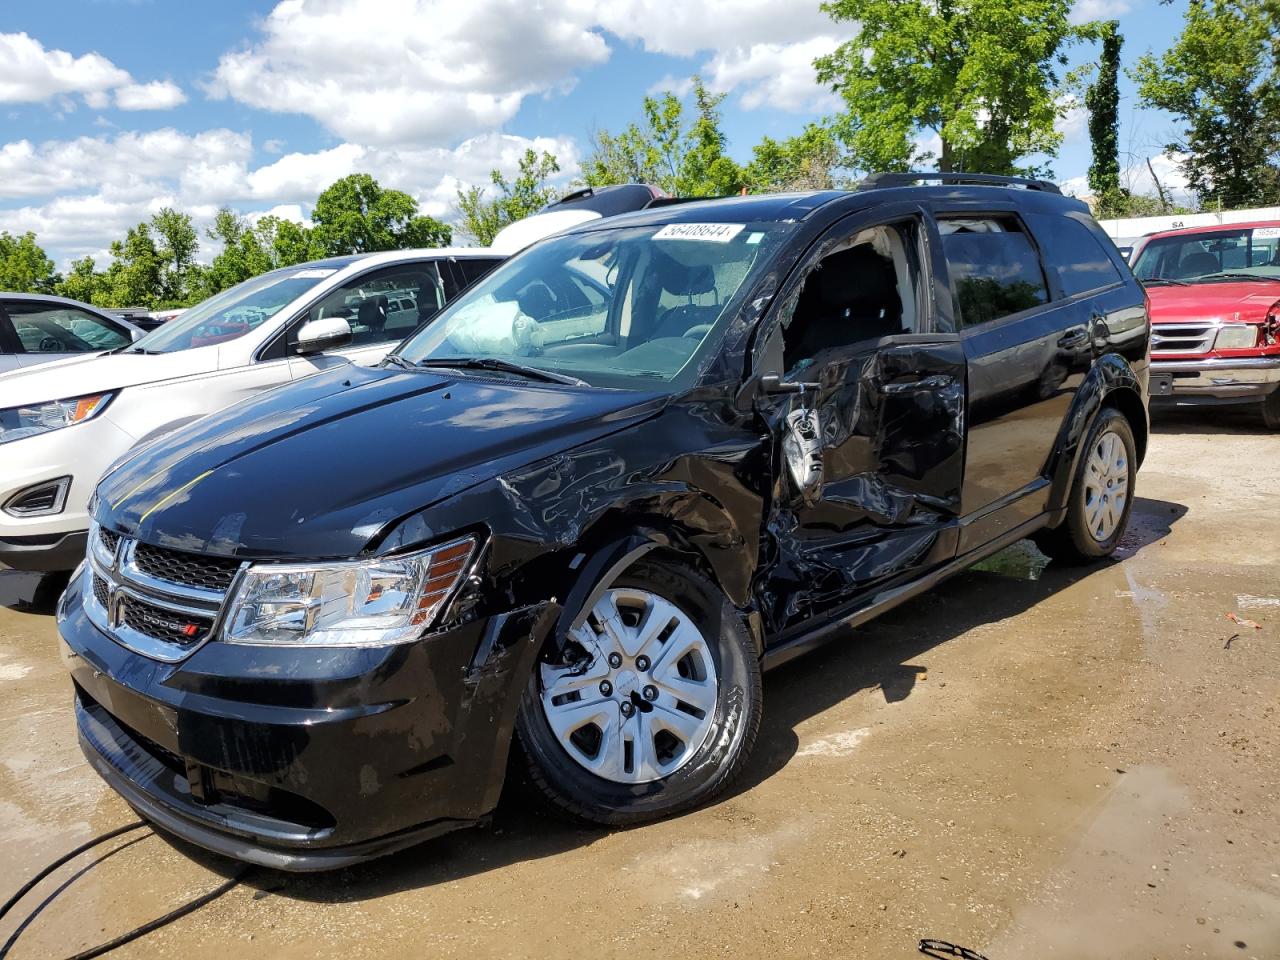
[971,539,1051,582]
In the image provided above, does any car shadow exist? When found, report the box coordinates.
[1150,405,1269,436]
[0,569,69,613]
[202,494,1184,904]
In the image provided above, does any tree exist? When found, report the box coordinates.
[312,173,450,255]
[747,124,845,191]
[0,231,57,293]
[1086,22,1125,216]
[815,0,1099,176]
[583,77,744,196]
[100,223,161,308]
[151,207,202,306]
[1133,0,1280,209]
[456,149,562,245]
[55,256,103,304]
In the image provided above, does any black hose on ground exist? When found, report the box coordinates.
[0,820,253,960]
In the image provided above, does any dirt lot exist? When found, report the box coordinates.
[1,408,1277,960]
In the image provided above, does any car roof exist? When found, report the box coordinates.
[559,185,1088,236]
[308,247,502,271]
[1144,219,1280,240]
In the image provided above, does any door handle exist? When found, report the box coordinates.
[1057,328,1089,349]
[881,373,954,395]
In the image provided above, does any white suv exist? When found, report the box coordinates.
[0,248,502,571]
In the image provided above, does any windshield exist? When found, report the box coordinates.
[131,266,341,354]
[1133,226,1280,283]
[396,222,789,389]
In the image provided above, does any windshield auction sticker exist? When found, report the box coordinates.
[654,223,746,243]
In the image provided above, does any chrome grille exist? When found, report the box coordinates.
[133,543,240,592]
[83,521,241,663]
[119,594,212,647]
[98,527,120,555]
[1152,321,1216,355]
[91,573,110,609]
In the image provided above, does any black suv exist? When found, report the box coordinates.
[59,174,1150,871]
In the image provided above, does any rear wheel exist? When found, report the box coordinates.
[1261,390,1280,430]
[1035,407,1136,563]
[515,557,761,825]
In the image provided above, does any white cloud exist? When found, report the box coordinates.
[595,0,837,58]
[0,128,579,263]
[208,0,848,146]
[0,31,186,113]
[0,32,129,103]
[1070,0,1132,24]
[705,36,845,112]
[208,0,610,146]
[1058,152,1194,206]
[115,80,186,110]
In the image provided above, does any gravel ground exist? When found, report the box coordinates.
[0,406,1276,959]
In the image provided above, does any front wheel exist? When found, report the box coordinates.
[515,557,762,826]
[1035,407,1136,563]
[1261,390,1280,430]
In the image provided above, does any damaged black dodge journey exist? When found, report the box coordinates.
[58,173,1150,870]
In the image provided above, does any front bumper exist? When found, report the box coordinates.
[57,573,556,871]
[0,529,88,572]
[1150,356,1280,403]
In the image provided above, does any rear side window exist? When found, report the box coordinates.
[939,217,1050,327]
[5,302,131,353]
[1031,215,1124,297]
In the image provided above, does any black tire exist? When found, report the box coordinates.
[514,556,762,826]
[1261,390,1280,430]
[1034,406,1137,564]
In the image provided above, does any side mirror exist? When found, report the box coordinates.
[295,317,352,355]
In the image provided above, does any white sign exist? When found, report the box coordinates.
[653,223,745,243]
[1254,227,1280,239]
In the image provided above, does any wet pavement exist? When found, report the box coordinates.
[1,408,1277,959]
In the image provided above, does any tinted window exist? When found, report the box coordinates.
[303,263,445,346]
[6,302,131,353]
[455,258,500,286]
[1032,216,1124,297]
[940,217,1050,327]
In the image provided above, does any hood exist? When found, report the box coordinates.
[95,364,665,560]
[0,346,218,407]
[1145,281,1280,323]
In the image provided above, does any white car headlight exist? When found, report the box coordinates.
[0,393,114,445]
[1215,324,1258,350]
[223,536,477,647]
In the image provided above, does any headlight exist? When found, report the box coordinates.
[0,393,114,445]
[1215,324,1259,350]
[223,536,477,647]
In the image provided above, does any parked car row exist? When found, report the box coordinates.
[18,173,1154,871]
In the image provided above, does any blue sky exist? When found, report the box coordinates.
[1,0,1192,266]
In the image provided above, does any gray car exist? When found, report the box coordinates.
[0,293,143,374]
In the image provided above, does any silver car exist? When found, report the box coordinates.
[0,293,143,374]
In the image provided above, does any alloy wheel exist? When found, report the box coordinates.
[1082,429,1129,542]
[540,588,719,784]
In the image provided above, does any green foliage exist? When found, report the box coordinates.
[312,173,451,254]
[815,0,1098,176]
[100,222,162,308]
[1086,22,1125,216]
[456,149,562,245]
[1133,0,1280,209]
[583,77,745,196]
[151,207,203,307]
[55,256,102,304]
[747,124,846,191]
[0,231,58,293]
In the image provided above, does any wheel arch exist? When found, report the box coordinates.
[1044,354,1148,520]
[539,503,763,660]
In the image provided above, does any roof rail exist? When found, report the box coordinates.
[856,171,1063,195]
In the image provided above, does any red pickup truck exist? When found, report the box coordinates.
[1131,220,1280,428]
